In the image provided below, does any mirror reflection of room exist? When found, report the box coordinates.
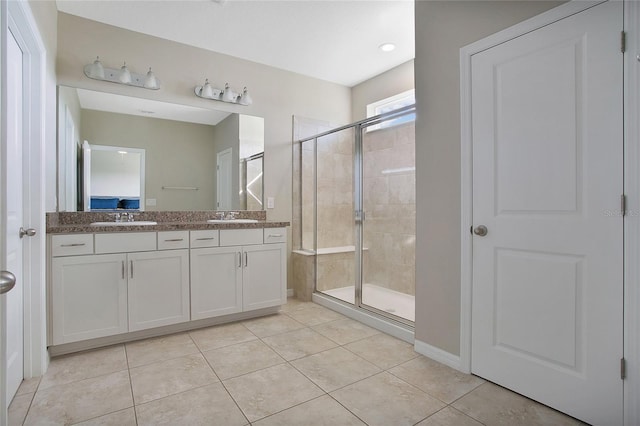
[57,86,265,212]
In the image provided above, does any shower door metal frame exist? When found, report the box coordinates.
[297,105,416,326]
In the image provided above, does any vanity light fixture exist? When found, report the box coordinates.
[378,43,396,52]
[194,79,253,106]
[84,56,161,90]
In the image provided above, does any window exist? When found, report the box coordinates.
[366,89,415,131]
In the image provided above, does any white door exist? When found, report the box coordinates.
[471,2,623,424]
[3,28,25,407]
[242,243,286,311]
[217,148,232,210]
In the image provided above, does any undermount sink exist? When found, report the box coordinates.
[90,221,158,226]
[207,219,259,224]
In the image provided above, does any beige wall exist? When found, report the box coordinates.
[212,113,240,210]
[28,0,58,212]
[414,1,565,354]
[55,12,352,224]
[81,110,218,211]
[351,60,414,122]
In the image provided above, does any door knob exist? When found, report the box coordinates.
[0,270,16,294]
[19,227,36,238]
[473,225,488,236]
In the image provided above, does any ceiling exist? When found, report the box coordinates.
[55,0,415,87]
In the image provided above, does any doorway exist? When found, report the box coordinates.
[462,2,624,424]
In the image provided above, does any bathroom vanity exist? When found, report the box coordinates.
[46,212,288,354]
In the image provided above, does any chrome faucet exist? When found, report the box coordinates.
[215,212,225,220]
[226,211,239,220]
[112,213,121,222]
[120,212,130,222]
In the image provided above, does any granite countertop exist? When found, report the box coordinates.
[46,211,289,234]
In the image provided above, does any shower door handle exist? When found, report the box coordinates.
[355,210,366,223]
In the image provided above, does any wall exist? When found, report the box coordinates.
[414,1,565,355]
[81,110,217,211]
[27,1,58,212]
[351,60,414,121]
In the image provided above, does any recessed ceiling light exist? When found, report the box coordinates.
[379,43,396,52]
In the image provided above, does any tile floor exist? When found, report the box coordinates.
[9,299,583,426]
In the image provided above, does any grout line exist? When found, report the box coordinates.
[123,344,139,426]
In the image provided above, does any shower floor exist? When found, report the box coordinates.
[321,283,415,322]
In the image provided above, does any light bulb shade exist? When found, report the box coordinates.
[119,62,132,84]
[239,87,253,106]
[144,67,158,89]
[202,79,214,98]
[88,56,105,79]
[222,83,236,103]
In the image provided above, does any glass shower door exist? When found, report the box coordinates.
[360,117,416,323]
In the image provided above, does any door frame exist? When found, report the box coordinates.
[1,1,48,416]
[459,0,637,424]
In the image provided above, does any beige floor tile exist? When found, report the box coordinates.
[312,318,380,345]
[452,382,584,426]
[16,377,41,396]
[39,345,128,390]
[291,347,381,392]
[202,339,285,380]
[279,297,311,312]
[24,371,132,426]
[344,333,418,369]
[389,356,484,403]
[417,407,484,426]
[129,353,219,404]
[73,407,137,426]
[125,332,199,368]
[223,363,324,422]
[242,314,306,338]
[262,328,338,361]
[9,392,33,426]
[253,395,366,426]
[136,383,247,426]
[330,372,445,426]
[189,322,258,352]
[284,303,345,326]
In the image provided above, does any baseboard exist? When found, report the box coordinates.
[287,288,294,298]
[414,339,464,372]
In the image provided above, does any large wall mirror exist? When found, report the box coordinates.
[57,85,265,212]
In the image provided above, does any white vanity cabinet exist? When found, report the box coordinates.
[190,228,287,320]
[51,252,128,344]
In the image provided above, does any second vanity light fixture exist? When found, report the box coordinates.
[194,79,253,106]
[84,56,161,90]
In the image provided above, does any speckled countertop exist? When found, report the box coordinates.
[46,211,289,234]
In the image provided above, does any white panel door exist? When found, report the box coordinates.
[471,2,623,424]
[4,29,24,406]
[217,148,232,210]
[128,249,190,331]
[190,246,242,320]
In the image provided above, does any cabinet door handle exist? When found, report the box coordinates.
[164,238,184,242]
[61,243,85,247]
[121,261,125,279]
[237,252,242,268]
[130,260,134,278]
[195,237,215,241]
[268,234,283,238]
[244,251,248,267]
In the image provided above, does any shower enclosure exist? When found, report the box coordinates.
[293,105,416,326]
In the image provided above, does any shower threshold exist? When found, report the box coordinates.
[321,283,415,322]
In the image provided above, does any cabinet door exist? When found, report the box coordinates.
[128,249,190,331]
[190,247,242,320]
[242,243,286,311]
[52,254,128,344]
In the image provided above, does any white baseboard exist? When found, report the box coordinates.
[414,339,465,372]
[287,288,294,298]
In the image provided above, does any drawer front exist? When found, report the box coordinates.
[158,231,190,250]
[190,230,219,248]
[51,234,94,257]
[219,229,263,246]
[95,232,156,254]
[263,228,287,244]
